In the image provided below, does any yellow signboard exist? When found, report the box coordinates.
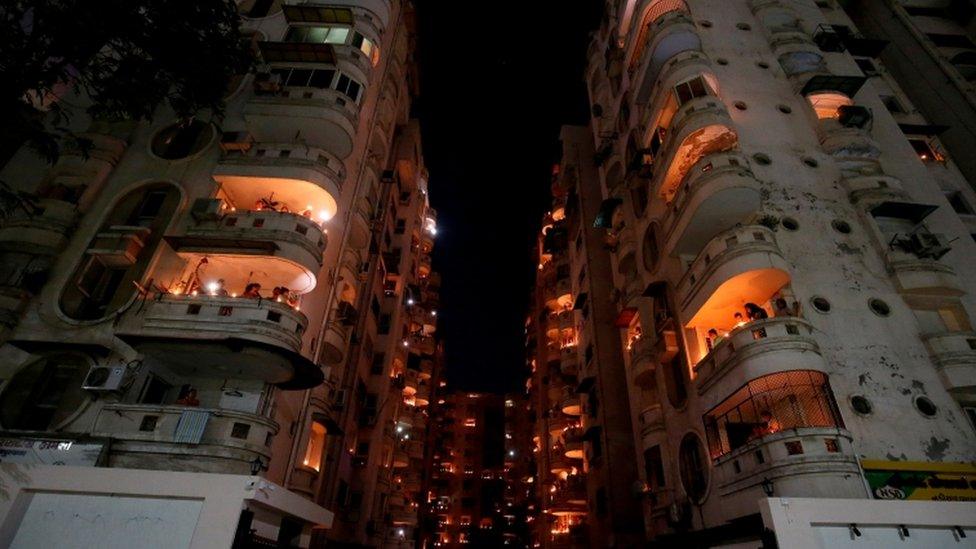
[861,460,976,502]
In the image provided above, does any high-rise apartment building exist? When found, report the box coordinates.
[523,0,976,546]
[0,1,443,547]
[422,392,509,548]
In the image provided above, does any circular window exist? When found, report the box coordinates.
[700,20,714,28]
[716,58,729,66]
[678,433,709,504]
[752,153,772,166]
[777,104,792,114]
[733,101,748,111]
[802,157,819,168]
[781,217,799,231]
[850,395,873,415]
[811,296,831,313]
[737,22,752,30]
[914,396,937,417]
[869,298,891,317]
[831,219,852,234]
[151,120,214,160]
[757,61,770,69]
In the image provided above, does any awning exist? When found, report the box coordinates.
[800,75,867,98]
[870,201,939,224]
[572,293,588,310]
[258,41,336,64]
[593,198,623,229]
[899,123,950,136]
[283,5,354,24]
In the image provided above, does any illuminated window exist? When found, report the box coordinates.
[303,421,328,471]
[806,92,852,119]
[464,418,477,427]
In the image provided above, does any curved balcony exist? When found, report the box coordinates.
[560,346,580,376]
[841,174,908,206]
[817,118,881,172]
[402,369,420,396]
[693,317,825,396]
[399,471,422,492]
[406,439,425,460]
[92,403,278,474]
[712,428,864,513]
[414,382,431,407]
[549,454,574,475]
[638,404,665,450]
[345,197,372,250]
[549,309,576,330]
[390,508,418,527]
[633,12,701,104]
[330,0,390,28]
[392,448,409,468]
[213,142,343,222]
[889,257,962,296]
[409,334,436,355]
[0,198,77,254]
[118,294,321,389]
[924,331,976,393]
[630,336,659,388]
[543,277,573,309]
[548,414,575,437]
[320,321,349,365]
[558,387,582,416]
[418,254,432,278]
[653,96,738,202]
[172,210,326,293]
[661,151,762,257]
[676,225,790,326]
[563,427,584,459]
[244,87,359,159]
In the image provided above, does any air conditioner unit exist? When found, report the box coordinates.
[191,197,224,221]
[82,365,126,391]
[219,131,254,153]
[909,232,952,260]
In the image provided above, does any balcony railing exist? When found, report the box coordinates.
[92,403,278,474]
[184,209,326,268]
[924,331,976,393]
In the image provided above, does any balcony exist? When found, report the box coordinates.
[213,143,343,223]
[632,10,701,104]
[548,414,574,437]
[563,427,584,460]
[0,197,77,253]
[712,427,863,520]
[401,369,420,396]
[172,208,327,288]
[660,151,762,257]
[406,439,425,460]
[348,196,372,250]
[245,87,359,159]
[653,97,738,203]
[924,331,976,393]
[676,225,790,326]
[816,111,881,174]
[630,336,658,388]
[693,317,824,395]
[409,334,436,355]
[392,448,409,468]
[638,405,665,449]
[92,403,278,474]
[558,387,582,416]
[841,174,908,206]
[118,294,322,389]
[320,321,348,365]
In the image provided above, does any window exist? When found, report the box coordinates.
[271,67,336,89]
[880,94,905,114]
[643,446,666,490]
[285,25,350,45]
[703,370,844,458]
[908,138,943,162]
[139,373,171,405]
[151,120,213,160]
[351,32,379,64]
[678,433,708,503]
[303,421,328,471]
[674,76,709,105]
[335,73,363,102]
[946,191,974,215]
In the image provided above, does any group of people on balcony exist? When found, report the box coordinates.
[252,195,314,218]
[705,295,801,352]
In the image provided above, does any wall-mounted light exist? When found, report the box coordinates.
[250,457,267,476]
[760,477,774,497]
[849,524,861,538]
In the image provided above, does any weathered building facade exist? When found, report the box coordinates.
[522,0,976,545]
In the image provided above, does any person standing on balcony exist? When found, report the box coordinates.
[745,303,768,321]
[242,283,262,298]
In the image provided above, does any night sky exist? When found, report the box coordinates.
[413,1,603,393]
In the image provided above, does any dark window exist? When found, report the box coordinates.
[678,433,708,503]
[947,191,974,215]
[139,415,158,432]
[371,352,386,375]
[643,445,666,490]
[927,33,976,49]
[231,422,251,439]
[139,374,171,405]
[674,76,709,105]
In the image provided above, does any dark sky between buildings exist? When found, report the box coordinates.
[413,1,603,392]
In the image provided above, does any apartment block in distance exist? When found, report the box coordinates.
[522,0,976,546]
[422,392,510,548]
[0,1,443,548]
